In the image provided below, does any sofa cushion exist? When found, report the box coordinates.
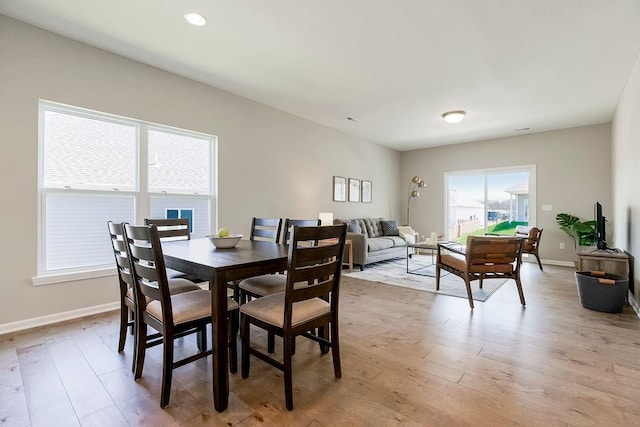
[385,236,408,247]
[381,220,399,236]
[368,237,395,251]
[345,219,362,234]
[363,218,384,237]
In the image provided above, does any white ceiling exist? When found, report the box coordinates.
[2,0,640,151]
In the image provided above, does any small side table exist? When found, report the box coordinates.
[320,238,353,272]
[343,239,353,272]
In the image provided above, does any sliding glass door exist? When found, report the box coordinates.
[446,166,535,242]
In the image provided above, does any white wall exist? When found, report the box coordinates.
[612,51,640,305]
[401,124,612,264]
[0,15,401,326]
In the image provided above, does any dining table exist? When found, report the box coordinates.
[161,238,289,412]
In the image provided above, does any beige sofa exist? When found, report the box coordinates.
[335,217,409,270]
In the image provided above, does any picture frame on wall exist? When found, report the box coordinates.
[361,180,372,203]
[333,176,347,202]
[348,178,360,202]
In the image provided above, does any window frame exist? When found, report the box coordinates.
[443,165,537,241]
[35,100,217,285]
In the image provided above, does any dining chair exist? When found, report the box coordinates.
[240,224,347,410]
[107,221,201,370]
[249,217,283,243]
[239,218,320,304]
[239,218,320,353]
[516,226,544,270]
[436,235,525,309]
[144,218,191,241]
[145,217,205,283]
[226,217,283,302]
[123,223,239,408]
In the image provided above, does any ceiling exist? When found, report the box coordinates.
[2,0,640,151]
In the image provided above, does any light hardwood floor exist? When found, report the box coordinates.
[2,264,640,426]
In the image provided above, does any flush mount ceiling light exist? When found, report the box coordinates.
[442,110,466,124]
[184,12,207,26]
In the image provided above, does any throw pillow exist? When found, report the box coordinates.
[346,219,362,234]
[381,220,399,236]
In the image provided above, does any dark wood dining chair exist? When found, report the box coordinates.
[123,223,239,408]
[227,217,283,302]
[249,217,283,243]
[240,224,347,410]
[145,217,204,282]
[107,221,200,371]
[144,217,191,241]
[436,235,525,309]
[239,218,321,352]
[239,218,320,304]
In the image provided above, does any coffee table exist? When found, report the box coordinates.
[406,241,460,277]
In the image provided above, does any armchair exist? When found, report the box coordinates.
[436,236,525,309]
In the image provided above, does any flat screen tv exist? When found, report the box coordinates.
[595,202,607,249]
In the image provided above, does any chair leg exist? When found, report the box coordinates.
[267,332,275,354]
[535,253,543,270]
[118,305,128,353]
[229,311,239,374]
[319,324,329,354]
[197,324,207,353]
[331,319,342,379]
[241,314,250,379]
[515,278,526,306]
[283,335,294,411]
[134,322,147,380]
[435,265,441,290]
[160,335,174,408]
[464,279,474,309]
[479,279,483,289]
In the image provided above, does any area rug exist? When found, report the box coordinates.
[344,255,508,302]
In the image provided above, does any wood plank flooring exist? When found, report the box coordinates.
[1,264,640,426]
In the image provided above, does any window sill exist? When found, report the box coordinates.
[32,267,116,286]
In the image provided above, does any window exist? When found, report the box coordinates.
[38,101,216,282]
[445,166,536,242]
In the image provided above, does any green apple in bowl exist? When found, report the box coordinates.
[217,227,229,238]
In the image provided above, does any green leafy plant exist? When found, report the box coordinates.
[555,213,596,249]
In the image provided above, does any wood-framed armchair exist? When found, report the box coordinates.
[515,226,544,270]
[436,236,525,309]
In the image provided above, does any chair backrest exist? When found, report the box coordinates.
[283,224,347,328]
[124,224,173,317]
[144,218,191,241]
[282,218,321,244]
[107,221,135,301]
[515,226,542,252]
[465,235,523,268]
[250,217,283,243]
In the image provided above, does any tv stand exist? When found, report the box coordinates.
[576,246,629,278]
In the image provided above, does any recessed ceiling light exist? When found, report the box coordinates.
[442,110,466,124]
[184,12,207,26]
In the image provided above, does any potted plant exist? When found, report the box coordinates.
[555,213,597,249]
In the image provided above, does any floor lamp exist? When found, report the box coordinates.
[407,175,426,226]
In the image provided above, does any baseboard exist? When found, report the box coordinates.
[538,259,575,268]
[0,302,119,336]
[628,290,640,319]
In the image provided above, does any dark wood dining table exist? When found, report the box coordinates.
[161,238,289,412]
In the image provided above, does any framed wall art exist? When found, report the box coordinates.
[348,178,360,202]
[361,180,372,203]
[333,176,347,202]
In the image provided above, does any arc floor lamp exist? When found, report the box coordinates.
[407,175,426,226]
